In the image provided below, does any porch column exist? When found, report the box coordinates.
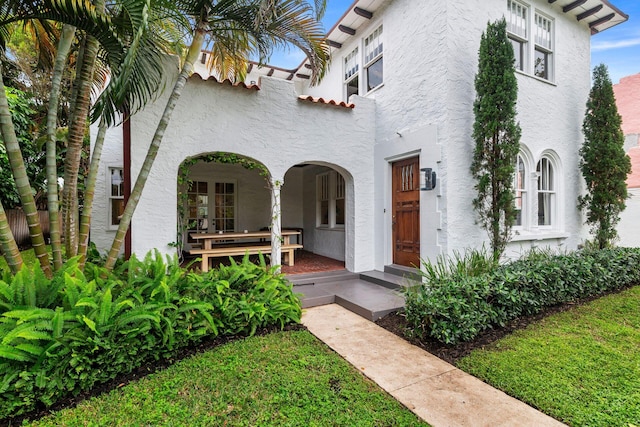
[270,177,283,270]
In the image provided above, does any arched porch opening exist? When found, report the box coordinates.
[176,152,272,255]
[283,162,354,272]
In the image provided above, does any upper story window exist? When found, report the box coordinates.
[344,47,359,100]
[534,13,553,80]
[506,1,554,82]
[364,25,383,92]
[507,0,527,71]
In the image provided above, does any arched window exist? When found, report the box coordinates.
[537,157,555,226]
[514,154,526,227]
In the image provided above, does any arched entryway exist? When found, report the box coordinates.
[176,152,272,253]
[282,162,354,272]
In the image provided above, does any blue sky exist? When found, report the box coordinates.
[272,0,639,84]
[591,0,640,83]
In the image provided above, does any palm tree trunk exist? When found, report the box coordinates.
[77,119,107,268]
[0,63,51,276]
[104,28,206,270]
[62,0,105,258]
[0,202,22,274]
[47,24,76,270]
[62,34,99,258]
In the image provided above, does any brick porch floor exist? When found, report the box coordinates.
[184,250,345,275]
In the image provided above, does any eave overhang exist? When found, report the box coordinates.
[547,0,628,34]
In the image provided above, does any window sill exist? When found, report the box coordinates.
[515,69,557,86]
[511,230,569,242]
[365,83,384,96]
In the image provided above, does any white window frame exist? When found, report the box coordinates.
[363,25,383,93]
[514,153,527,228]
[107,166,124,230]
[316,171,345,229]
[344,47,360,100]
[507,0,528,72]
[505,0,555,82]
[533,12,554,81]
[536,156,555,227]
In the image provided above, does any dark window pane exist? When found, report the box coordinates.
[366,57,383,91]
[321,200,329,225]
[534,49,548,79]
[226,183,234,193]
[510,38,524,71]
[336,198,345,225]
[347,76,359,99]
[111,199,124,226]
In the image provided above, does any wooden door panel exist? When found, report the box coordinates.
[392,157,420,267]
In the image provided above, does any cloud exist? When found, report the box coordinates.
[592,37,640,51]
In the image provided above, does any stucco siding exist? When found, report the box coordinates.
[94,69,376,271]
[89,118,125,255]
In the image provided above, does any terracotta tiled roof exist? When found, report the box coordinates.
[297,95,354,109]
[190,72,260,90]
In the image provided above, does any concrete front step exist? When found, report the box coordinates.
[359,270,419,290]
[384,264,423,281]
[287,270,359,286]
[294,279,405,321]
[289,267,421,321]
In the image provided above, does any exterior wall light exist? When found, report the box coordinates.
[421,168,437,191]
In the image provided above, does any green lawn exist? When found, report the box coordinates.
[457,285,640,427]
[27,330,427,427]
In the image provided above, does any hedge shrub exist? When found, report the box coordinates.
[405,247,640,345]
[0,252,300,419]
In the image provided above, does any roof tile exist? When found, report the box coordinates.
[297,95,355,109]
[191,72,260,91]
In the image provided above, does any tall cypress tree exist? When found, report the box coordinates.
[471,18,521,260]
[578,64,631,249]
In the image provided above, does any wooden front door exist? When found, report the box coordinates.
[392,157,420,267]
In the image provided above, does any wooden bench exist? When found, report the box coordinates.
[189,244,303,272]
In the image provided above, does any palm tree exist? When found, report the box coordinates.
[46,24,75,270]
[1,0,176,271]
[0,59,52,276]
[104,0,329,269]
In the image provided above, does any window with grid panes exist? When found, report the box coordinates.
[344,47,359,99]
[537,157,555,226]
[109,167,125,227]
[364,25,383,92]
[214,182,235,232]
[317,171,345,228]
[514,154,526,227]
[186,181,208,242]
[534,12,553,80]
[506,0,527,72]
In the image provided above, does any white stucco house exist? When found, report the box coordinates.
[90,0,627,273]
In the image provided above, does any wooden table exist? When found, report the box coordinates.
[188,229,303,271]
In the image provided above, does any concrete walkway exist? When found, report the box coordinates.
[302,304,565,427]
